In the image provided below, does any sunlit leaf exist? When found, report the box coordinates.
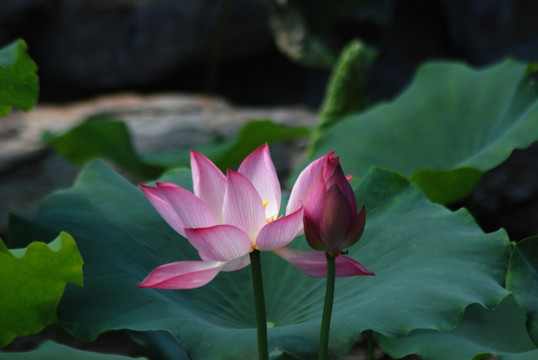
[0,39,38,116]
[0,233,83,347]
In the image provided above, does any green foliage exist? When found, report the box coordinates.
[0,341,145,359]
[142,119,310,171]
[45,117,310,178]
[0,39,39,116]
[379,296,538,360]
[43,117,165,179]
[203,119,311,171]
[306,59,538,204]
[317,39,376,131]
[8,160,509,359]
[506,237,538,346]
[0,232,83,347]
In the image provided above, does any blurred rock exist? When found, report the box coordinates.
[0,93,316,237]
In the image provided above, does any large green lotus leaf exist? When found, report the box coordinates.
[0,341,145,360]
[379,296,538,360]
[306,59,538,204]
[0,38,39,116]
[8,160,510,359]
[506,236,538,345]
[0,232,83,347]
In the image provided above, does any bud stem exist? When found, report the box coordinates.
[319,252,336,359]
[250,250,268,360]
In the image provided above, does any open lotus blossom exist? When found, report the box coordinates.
[138,144,371,290]
[138,143,303,289]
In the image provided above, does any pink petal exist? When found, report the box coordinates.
[303,175,328,224]
[154,183,216,229]
[303,214,325,251]
[238,143,281,219]
[190,150,226,223]
[140,184,186,237]
[322,185,354,256]
[286,152,334,215]
[222,254,251,271]
[325,159,357,214]
[341,205,366,250]
[185,225,253,261]
[137,260,226,289]
[223,170,266,240]
[272,247,374,278]
[256,206,304,250]
[198,250,251,272]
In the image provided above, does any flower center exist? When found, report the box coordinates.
[262,199,276,223]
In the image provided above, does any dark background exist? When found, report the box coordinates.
[2,0,538,107]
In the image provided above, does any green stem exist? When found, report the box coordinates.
[319,252,336,360]
[250,250,268,360]
[366,330,374,360]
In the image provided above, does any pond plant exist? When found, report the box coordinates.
[2,37,538,360]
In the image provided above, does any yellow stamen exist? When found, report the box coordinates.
[262,199,280,223]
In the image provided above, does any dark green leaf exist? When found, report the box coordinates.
[0,341,144,360]
[506,236,538,345]
[380,296,538,360]
[8,161,510,359]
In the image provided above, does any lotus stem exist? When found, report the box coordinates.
[319,252,336,359]
[250,250,268,360]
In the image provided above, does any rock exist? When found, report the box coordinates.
[0,93,316,237]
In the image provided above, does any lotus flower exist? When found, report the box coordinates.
[138,145,371,290]
[279,152,374,275]
[138,144,307,289]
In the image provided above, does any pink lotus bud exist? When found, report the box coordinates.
[302,156,366,257]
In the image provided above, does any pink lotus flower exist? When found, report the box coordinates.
[137,145,371,290]
[138,144,307,289]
